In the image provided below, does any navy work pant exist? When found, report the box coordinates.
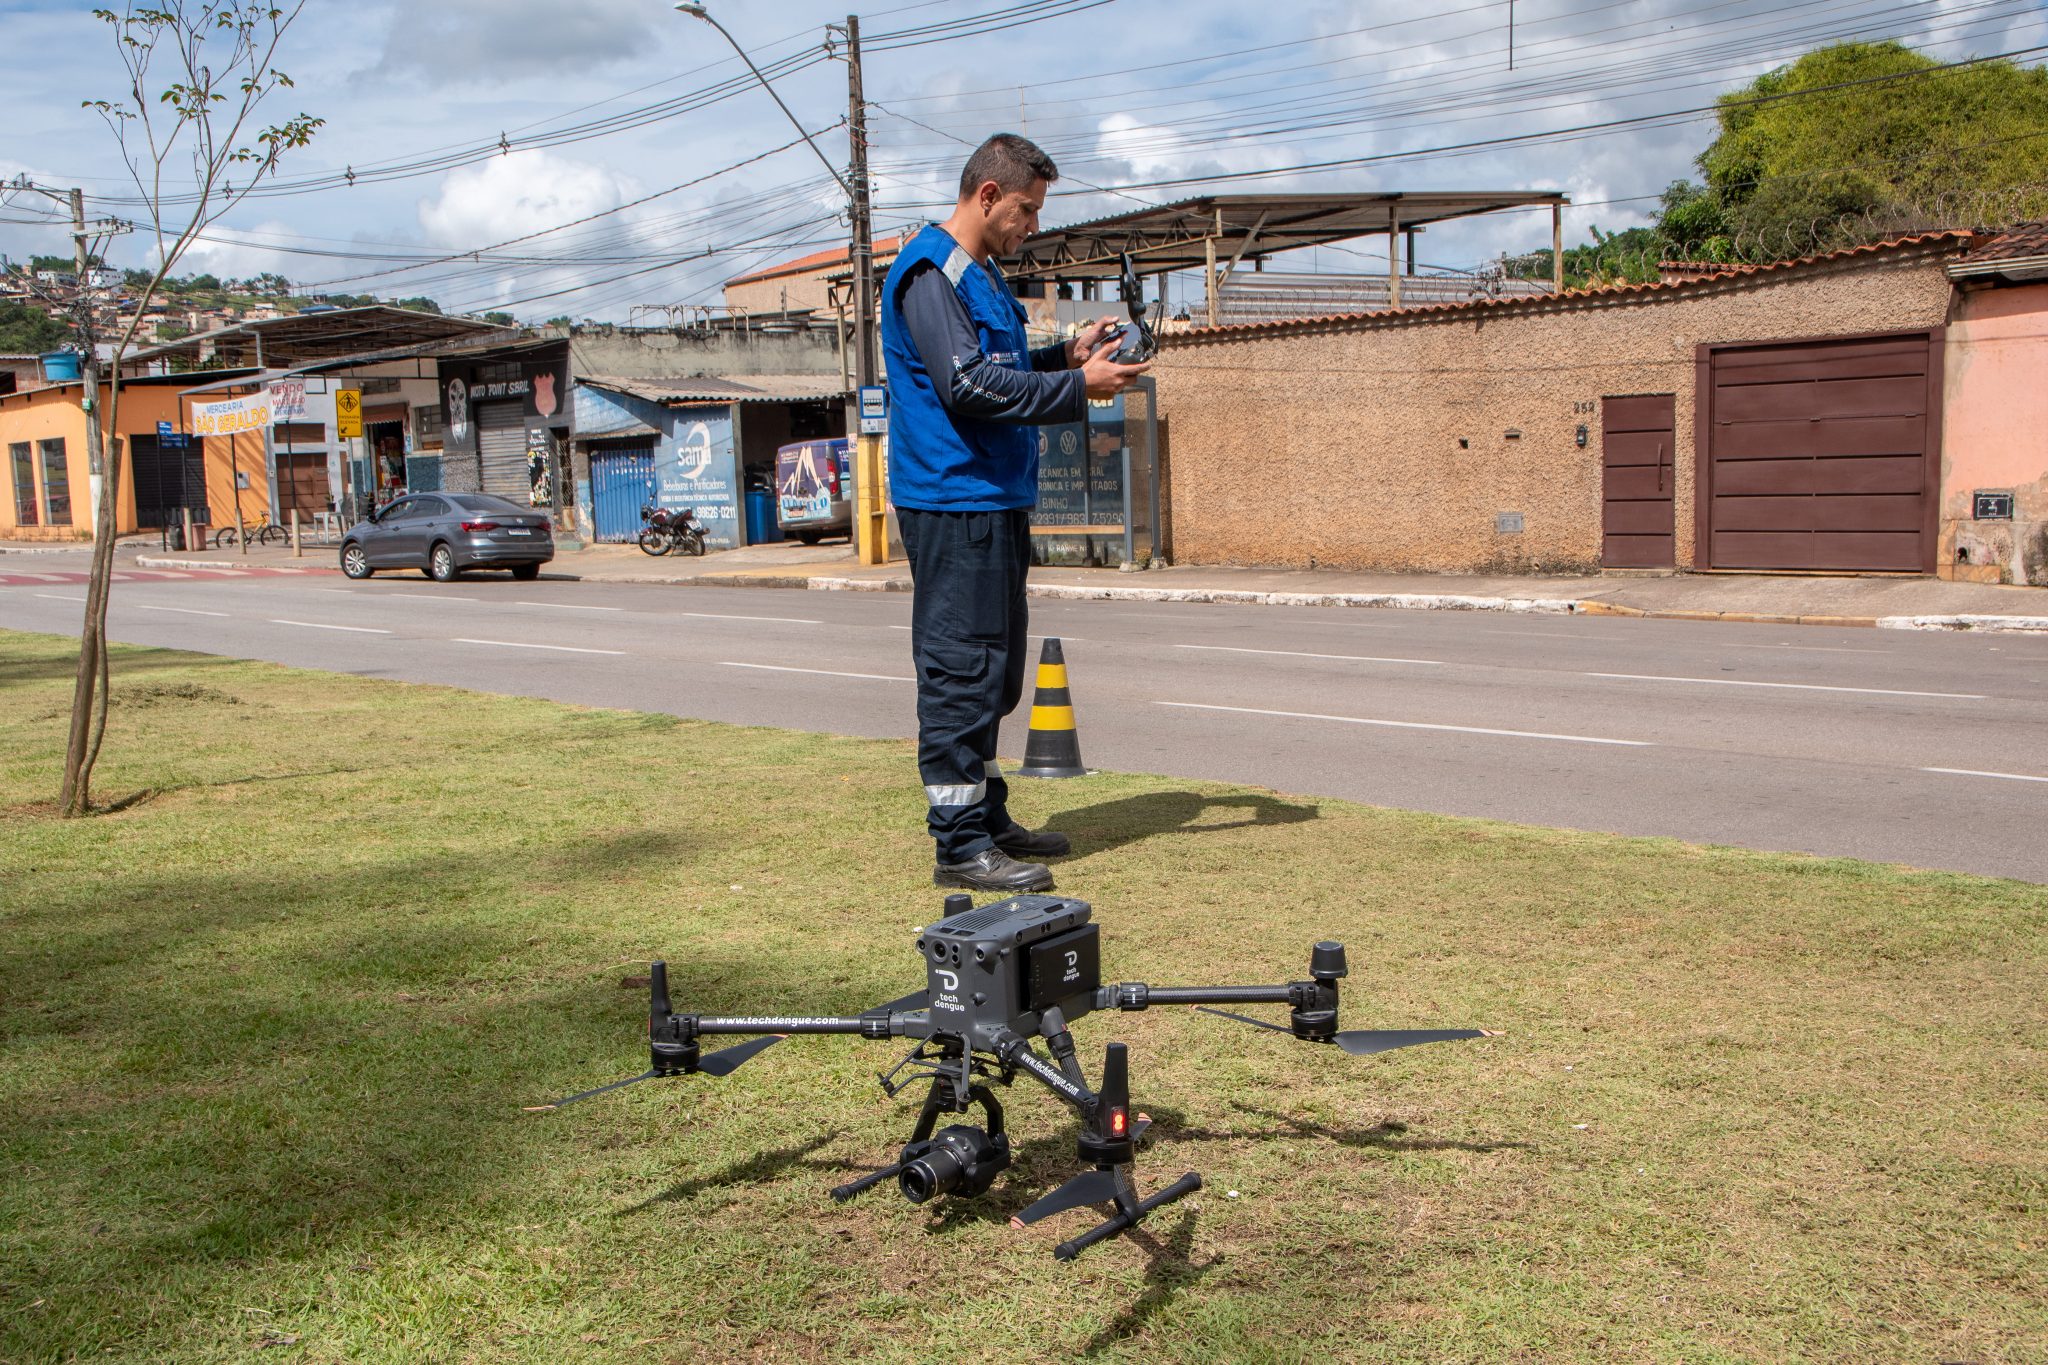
[898,507,1031,862]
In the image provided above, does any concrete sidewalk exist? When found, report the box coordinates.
[14,534,2046,632]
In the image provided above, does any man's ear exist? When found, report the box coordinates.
[976,180,1002,214]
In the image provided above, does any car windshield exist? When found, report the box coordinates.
[449,494,526,514]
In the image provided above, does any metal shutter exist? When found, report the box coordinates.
[476,401,527,499]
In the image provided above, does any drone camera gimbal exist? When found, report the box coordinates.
[536,892,1493,1260]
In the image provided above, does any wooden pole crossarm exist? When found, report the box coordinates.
[1213,209,1270,295]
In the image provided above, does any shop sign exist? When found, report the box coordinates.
[654,411,739,549]
[268,378,307,420]
[191,390,274,437]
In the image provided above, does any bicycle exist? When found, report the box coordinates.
[212,520,289,549]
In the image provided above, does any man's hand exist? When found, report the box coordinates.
[1067,314,1123,368]
[1080,336,1149,399]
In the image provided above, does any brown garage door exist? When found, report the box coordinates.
[1698,330,1941,573]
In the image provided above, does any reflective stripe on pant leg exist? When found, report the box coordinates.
[925,778,986,808]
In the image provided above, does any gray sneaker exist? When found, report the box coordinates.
[933,847,1054,893]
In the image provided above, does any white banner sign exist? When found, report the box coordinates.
[268,378,307,420]
[190,391,273,437]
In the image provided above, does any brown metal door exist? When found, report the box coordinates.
[1601,394,1676,567]
[1700,331,1939,572]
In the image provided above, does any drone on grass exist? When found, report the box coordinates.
[533,893,1494,1261]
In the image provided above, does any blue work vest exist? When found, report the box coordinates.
[881,224,1037,511]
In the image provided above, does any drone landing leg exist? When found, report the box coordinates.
[1054,1170,1203,1262]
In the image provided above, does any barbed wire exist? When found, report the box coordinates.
[1497,180,2048,289]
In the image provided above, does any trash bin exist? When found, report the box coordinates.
[744,487,783,545]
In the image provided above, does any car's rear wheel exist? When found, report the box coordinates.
[428,543,459,582]
[341,543,373,579]
[795,530,823,545]
[510,562,541,581]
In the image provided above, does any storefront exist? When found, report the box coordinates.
[437,340,574,526]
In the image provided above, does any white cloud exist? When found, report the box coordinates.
[418,148,641,249]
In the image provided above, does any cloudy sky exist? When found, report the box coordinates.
[2,0,2042,322]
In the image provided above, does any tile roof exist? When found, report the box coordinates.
[1958,220,2048,263]
[1171,230,1976,343]
[726,233,909,287]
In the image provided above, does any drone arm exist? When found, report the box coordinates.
[991,1029,1097,1114]
[1098,982,1299,1011]
[693,1015,868,1036]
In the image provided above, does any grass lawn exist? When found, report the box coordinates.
[1,628,2043,1364]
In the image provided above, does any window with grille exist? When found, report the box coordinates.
[9,442,35,526]
[39,437,70,525]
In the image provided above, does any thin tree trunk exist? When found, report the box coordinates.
[58,366,119,817]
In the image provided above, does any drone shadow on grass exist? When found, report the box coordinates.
[1164,1101,1528,1156]
[613,1130,848,1214]
[1046,790,1318,859]
[1079,1209,1219,1358]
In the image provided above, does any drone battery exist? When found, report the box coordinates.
[1026,926,1100,1012]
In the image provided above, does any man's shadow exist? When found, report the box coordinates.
[1047,791,1317,859]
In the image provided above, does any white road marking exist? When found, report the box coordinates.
[134,605,230,617]
[1160,700,1650,747]
[388,592,479,602]
[34,593,86,602]
[1722,643,1887,654]
[680,611,821,624]
[1178,644,1442,665]
[453,638,623,655]
[721,661,911,682]
[1587,672,1982,700]
[516,600,621,611]
[270,619,390,634]
[1923,767,2048,784]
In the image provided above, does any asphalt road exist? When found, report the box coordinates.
[5,555,2046,882]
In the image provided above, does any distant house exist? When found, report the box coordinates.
[723,233,907,318]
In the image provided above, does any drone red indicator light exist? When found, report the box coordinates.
[1108,1107,1128,1138]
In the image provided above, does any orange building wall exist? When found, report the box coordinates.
[0,382,187,540]
[1940,282,2048,585]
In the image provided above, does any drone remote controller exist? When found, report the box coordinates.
[534,893,1493,1260]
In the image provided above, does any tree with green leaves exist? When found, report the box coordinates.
[54,1,321,818]
[1657,41,2048,261]
[0,300,71,353]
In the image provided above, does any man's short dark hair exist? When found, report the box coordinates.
[958,133,1057,198]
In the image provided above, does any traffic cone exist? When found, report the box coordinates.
[1017,637,1088,778]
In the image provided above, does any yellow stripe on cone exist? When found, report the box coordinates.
[1018,637,1087,778]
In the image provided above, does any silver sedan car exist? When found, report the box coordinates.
[340,492,554,582]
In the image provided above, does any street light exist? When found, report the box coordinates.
[675,2,850,196]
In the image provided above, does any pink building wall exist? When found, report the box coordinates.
[1941,282,2048,585]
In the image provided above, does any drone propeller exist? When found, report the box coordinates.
[524,1036,786,1111]
[695,1033,787,1076]
[1195,1007,1494,1055]
[524,1069,661,1112]
[866,988,928,1015]
[1010,1169,1118,1228]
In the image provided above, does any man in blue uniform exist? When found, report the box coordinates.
[882,133,1149,893]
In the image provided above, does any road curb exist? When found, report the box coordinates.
[134,556,338,574]
[1577,601,1879,628]
[1876,614,2048,633]
[1020,583,1582,613]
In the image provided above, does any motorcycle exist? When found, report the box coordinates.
[638,503,708,557]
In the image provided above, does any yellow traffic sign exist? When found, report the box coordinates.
[335,389,363,438]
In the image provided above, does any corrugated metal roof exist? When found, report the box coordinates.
[1949,220,2048,281]
[578,373,850,405]
[1171,231,1976,343]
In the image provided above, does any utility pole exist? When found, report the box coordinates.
[839,13,890,566]
[846,15,876,395]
